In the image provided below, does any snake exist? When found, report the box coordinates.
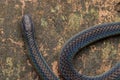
[21,14,120,80]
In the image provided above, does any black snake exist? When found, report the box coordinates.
[21,14,120,80]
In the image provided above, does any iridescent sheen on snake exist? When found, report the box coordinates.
[21,14,120,80]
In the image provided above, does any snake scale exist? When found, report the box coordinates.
[21,14,120,80]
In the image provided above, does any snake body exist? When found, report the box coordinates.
[21,14,120,80]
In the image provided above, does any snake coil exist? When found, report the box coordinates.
[21,14,120,80]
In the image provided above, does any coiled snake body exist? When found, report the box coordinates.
[21,14,120,80]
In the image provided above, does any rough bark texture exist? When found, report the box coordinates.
[0,0,120,80]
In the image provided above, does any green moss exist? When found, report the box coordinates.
[68,13,82,30]
[0,18,4,24]
[41,18,48,27]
